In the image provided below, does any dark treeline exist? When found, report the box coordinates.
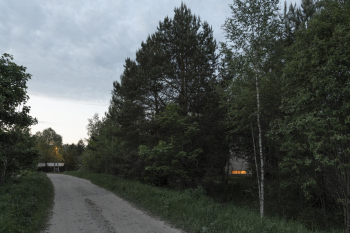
[82,0,349,231]
[0,53,39,186]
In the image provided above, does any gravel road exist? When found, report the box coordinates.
[44,173,182,233]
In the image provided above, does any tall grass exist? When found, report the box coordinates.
[65,171,340,233]
[0,171,54,233]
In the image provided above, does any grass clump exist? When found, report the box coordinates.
[0,171,54,233]
[65,171,340,233]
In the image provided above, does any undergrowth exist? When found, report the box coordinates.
[0,171,54,233]
[65,171,341,233]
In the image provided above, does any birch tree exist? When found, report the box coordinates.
[222,0,280,217]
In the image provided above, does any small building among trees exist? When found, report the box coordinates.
[227,157,249,175]
[37,163,65,172]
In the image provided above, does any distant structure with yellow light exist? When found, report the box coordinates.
[227,157,250,176]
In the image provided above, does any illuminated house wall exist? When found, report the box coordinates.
[227,157,249,175]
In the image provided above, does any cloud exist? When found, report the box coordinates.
[1,0,302,103]
[1,0,235,103]
[1,0,301,143]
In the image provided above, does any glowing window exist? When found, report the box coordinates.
[231,170,247,175]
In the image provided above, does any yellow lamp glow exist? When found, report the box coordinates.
[231,170,247,175]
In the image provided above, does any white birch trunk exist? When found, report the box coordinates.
[251,126,261,202]
[255,72,264,218]
[251,8,264,217]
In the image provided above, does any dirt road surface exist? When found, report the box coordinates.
[44,173,183,233]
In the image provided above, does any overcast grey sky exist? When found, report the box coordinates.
[1,0,300,144]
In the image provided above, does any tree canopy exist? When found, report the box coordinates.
[35,128,63,171]
[0,53,38,186]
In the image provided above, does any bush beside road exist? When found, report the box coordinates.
[0,172,54,233]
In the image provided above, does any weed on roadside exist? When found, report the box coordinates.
[65,171,341,233]
[0,172,54,233]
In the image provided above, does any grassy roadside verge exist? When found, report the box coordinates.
[0,171,54,233]
[65,171,339,233]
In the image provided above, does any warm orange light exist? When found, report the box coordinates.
[231,170,247,175]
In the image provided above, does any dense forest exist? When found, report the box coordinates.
[81,0,350,231]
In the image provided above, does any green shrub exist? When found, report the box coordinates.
[0,172,54,233]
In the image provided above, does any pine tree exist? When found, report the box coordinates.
[156,2,218,116]
[92,3,227,186]
[135,3,226,186]
[282,0,320,44]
